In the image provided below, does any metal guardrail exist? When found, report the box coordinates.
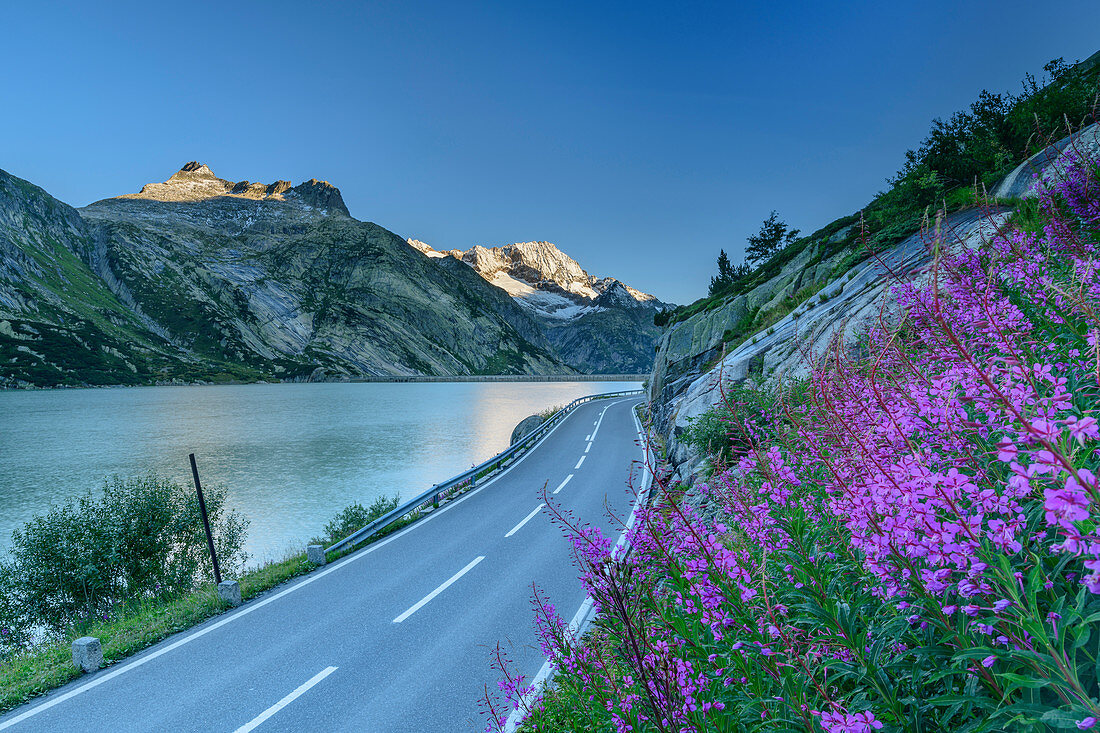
[323,388,644,556]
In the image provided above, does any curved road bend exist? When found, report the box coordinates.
[0,396,647,733]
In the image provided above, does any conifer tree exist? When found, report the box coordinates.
[744,211,800,267]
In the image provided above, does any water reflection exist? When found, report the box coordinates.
[0,381,639,564]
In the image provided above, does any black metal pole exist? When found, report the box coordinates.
[189,453,222,585]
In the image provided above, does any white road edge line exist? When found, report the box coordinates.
[574,455,586,469]
[503,397,650,733]
[552,473,574,495]
[0,396,610,730]
[233,666,338,733]
[505,503,545,538]
[393,556,485,623]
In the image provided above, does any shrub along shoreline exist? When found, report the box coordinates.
[0,484,405,714]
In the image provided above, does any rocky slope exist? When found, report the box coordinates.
[649,122,1100,488]
[0,170,206,386]
[0,163,572,387]
[117,161,351,216]
[408,239,668,372]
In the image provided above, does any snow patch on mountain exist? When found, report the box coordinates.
[486,271,601,319]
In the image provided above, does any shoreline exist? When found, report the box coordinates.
[0,373,649,393]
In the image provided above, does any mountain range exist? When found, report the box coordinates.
[0,162,666,388]
[407,239,667,374]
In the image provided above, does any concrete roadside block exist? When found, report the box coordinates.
[218,580,242,606]
[307,544,327,566]
[72,636,102,673]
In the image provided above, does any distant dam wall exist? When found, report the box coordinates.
[345,374,648,383]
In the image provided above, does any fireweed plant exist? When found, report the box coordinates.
[482,155,1100,733]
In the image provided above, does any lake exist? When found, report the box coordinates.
[0,380,641,564]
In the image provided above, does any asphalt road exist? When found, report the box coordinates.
[0,396,647,733]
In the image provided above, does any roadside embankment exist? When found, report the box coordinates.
[650,122,1099,489]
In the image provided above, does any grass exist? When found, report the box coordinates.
[0,585,227,712]
[537,403,565,420]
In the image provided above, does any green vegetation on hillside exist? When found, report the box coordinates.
[658,54,1100,330]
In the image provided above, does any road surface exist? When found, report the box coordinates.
[0,396,647,732]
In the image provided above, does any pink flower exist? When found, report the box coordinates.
[1029,419,1061,441]
[1044,483,1090,527]
[1066,416,1099,444]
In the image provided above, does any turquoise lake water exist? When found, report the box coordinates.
[0,381,640,564]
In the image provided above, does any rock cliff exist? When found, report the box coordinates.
[649,123,1099,488]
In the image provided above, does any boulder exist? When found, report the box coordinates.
[510,414,548,445]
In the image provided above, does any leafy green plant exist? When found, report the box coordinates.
[537,404,564,421]
[319,495,401,545]
[0,475,247,644]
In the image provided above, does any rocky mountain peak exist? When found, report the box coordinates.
[485,241,591,292]
[406,237,664,322]
[287,178,349,216]
[115,163,350,216]
[172,161,217,178]
[593,279,647,309]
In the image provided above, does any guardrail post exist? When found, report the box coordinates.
[72,636,102,673]
[307,544,327,566]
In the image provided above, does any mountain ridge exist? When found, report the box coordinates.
[406,238,664,318]
[112,161,350,216]
[0,163,663,387]
[406,237,670,373]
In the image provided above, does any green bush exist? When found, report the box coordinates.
[682,382,771,465]
[0,476,248,649]
[320,495,401,545]
[537,404,564,421]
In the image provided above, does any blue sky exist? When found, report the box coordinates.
[2,1,1098,303]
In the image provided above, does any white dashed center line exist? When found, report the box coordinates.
[233,666,338,733]
[505,504,545,538]
[574,455,586,469]
[553,474,574,494]
[393,556,485,623]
